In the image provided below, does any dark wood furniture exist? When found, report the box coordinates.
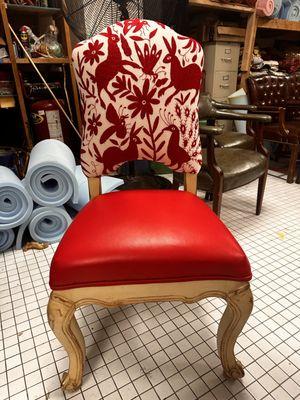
[174,94,271,216]
[210,99,256,150]
[247,74,300,183]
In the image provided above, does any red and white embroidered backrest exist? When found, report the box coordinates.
[72,19,204,178]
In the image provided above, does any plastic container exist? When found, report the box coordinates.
[228,88,249,133]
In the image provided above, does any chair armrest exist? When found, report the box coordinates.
[200,125,223,136]
[211,109,272,123]
[255,105,285,111]
[212,99,257,112]
[253,107,289,135]
[286,102,300,109]
[198,93,271,122]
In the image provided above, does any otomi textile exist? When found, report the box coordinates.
[72,19,204,177]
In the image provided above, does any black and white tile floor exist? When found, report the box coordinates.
[1,173,300,400]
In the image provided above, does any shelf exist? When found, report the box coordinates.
[17,57,69,64]
[6,4,61,15]
[257,18,300,32]
[189,0,255,13]
[2,57,69,64]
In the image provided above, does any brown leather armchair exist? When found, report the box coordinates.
[174,94,271,216]
[210,100,256,151]
[247,74,300,183]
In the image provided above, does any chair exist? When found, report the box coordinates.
[175,94,271,216]
[211,100,256,151]
[247,73,300,183]
[48,20,253,391]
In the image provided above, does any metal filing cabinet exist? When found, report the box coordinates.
[204,42,240,131]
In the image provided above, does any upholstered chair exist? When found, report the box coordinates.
[47,20,253,391]
[248,74,300,183]
[209,99,257,151]
[175,94,271,216]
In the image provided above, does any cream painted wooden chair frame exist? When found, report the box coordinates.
[47,173,253,391]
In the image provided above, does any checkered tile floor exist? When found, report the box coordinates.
[1,173,300,400]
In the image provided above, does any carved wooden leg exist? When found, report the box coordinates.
[47,292,86,391]
[217,284,253,379]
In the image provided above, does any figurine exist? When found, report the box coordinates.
[37,25,63,58]
[18,24,64,58]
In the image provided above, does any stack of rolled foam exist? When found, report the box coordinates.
[11,139,77,250]
[0,139,123,252]
[0,166,33,251]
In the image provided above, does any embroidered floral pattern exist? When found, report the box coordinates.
[127,79,159,119]
[87,114,101,136]
[72,19,204,177]
[83,40,104,66]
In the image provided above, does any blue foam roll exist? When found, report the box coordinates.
[279,0,300,20]
[15,206,72,249]
[0,229,15,252]
[68,165,124,212]
[24,139,79,207]
[0,166,33,230]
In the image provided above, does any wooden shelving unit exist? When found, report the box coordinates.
[190,0,257,88]
[257,17,300,31]
[0,0,81,150]
[6,3,60,15]
[189,0,300,90]
[190,0,254,13]
[2,57,70,64]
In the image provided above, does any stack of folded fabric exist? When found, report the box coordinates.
[0,139,123,252]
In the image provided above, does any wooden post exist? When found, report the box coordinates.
[0,0,33,149]
[240,12,258,91]
[61,17,82,134]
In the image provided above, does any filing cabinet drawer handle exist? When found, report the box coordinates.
[221,57,232,62]
[220,84,230,88]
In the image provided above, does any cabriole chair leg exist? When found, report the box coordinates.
[217,284,253,379]
[47,293,85,391]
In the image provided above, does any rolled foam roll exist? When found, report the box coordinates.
[256,0,275,16]
[24,139,79,207]
[15,206,72,250]
[68,165,124,212]
[284,0,300,20]
[0,166,33,230]
[0,229,15,252]
[272,0,282,16]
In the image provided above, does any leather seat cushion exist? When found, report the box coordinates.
[216,132,255,150]
[50,190,251,290]
[199,148,267,192]
[264,122,300,143]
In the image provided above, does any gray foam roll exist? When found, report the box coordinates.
[0,166,33,230]
[16,206,72,250]
[0,229,15,252]
[24,139,79,207]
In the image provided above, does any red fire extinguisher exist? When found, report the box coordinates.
[30,99,72,145]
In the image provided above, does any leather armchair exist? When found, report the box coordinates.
[210,100,256,151]
[247,74,300,183]
[174,93,272,216]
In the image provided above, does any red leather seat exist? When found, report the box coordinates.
[50,190,251,290]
